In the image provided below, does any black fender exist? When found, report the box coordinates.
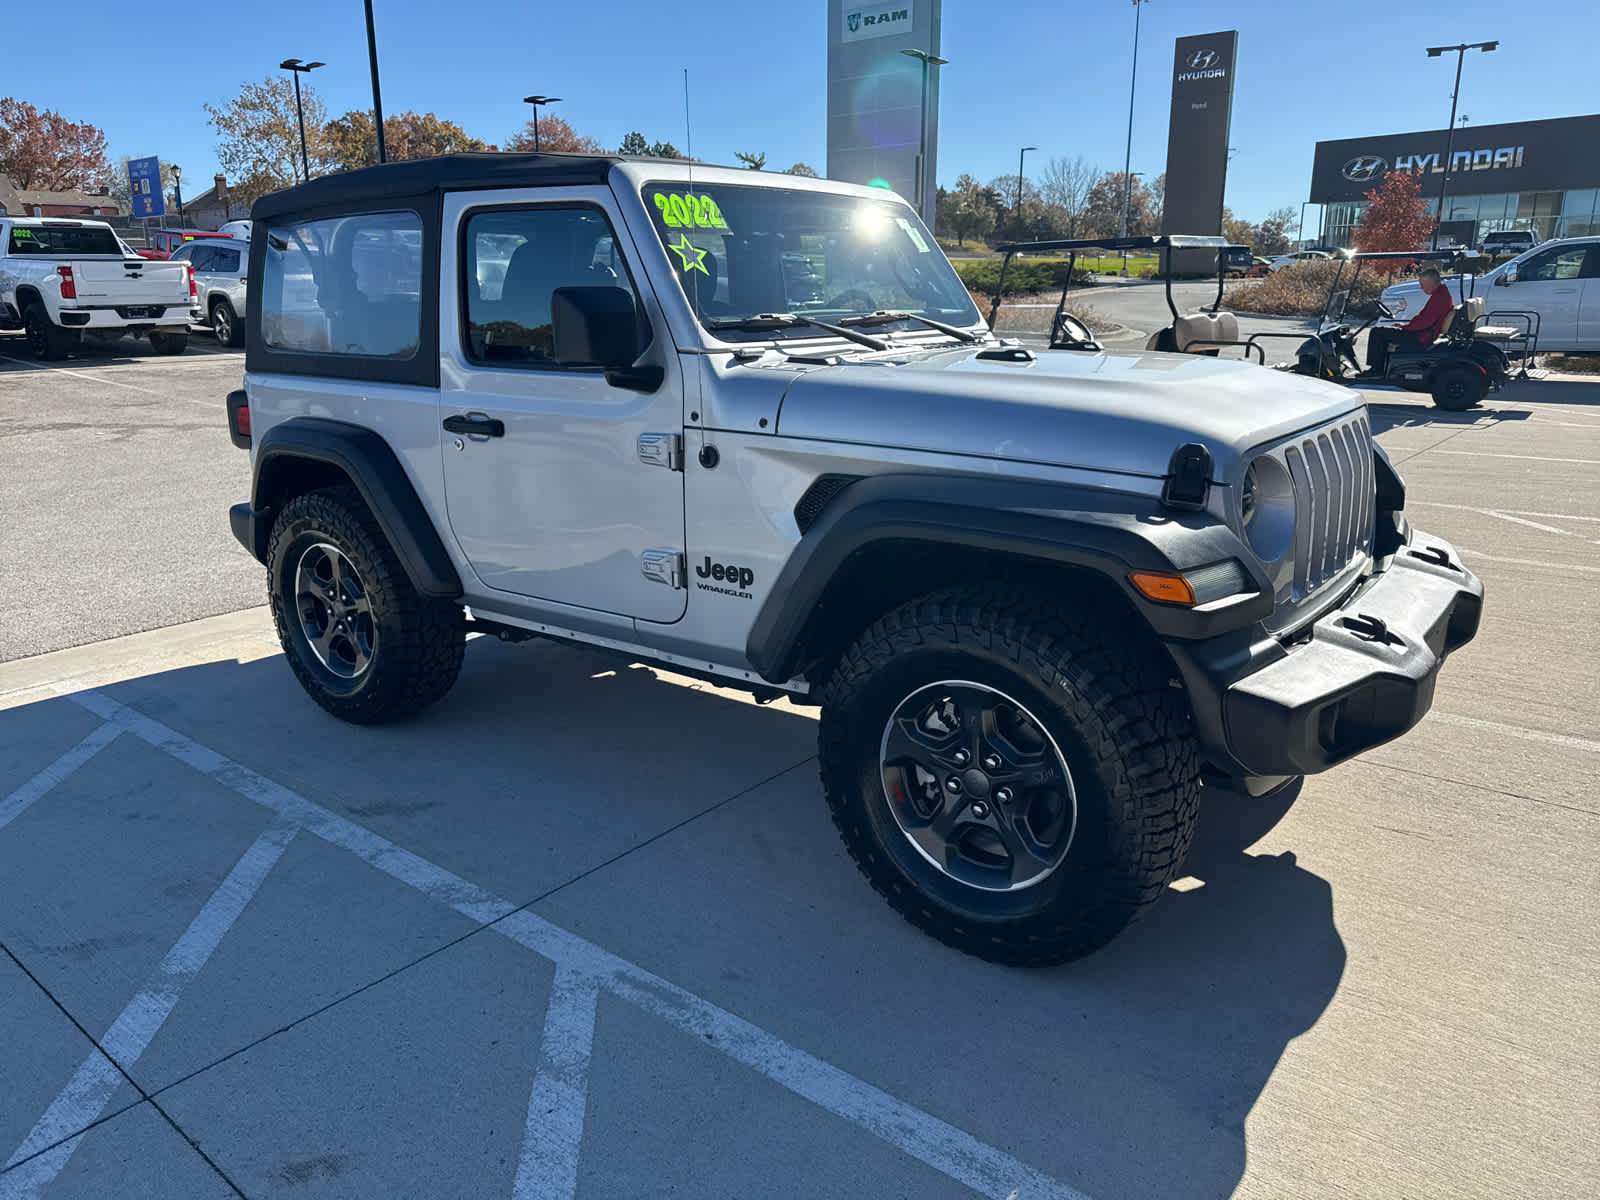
[236,417,462,598]
[744,473,1273,682]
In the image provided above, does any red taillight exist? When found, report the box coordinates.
[226,389,251,448]
[56,266,76,299]
[187,264,196,299]
[235,403,251,434]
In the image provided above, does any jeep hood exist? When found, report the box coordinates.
[773,346,1362,481]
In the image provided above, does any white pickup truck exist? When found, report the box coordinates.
[0,217,193,358]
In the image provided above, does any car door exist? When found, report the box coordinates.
[205,243,244,315]
[1574,244,1600,350]
[183,244,217,307]
[1491,243,1587,351]
[438,188,687,624]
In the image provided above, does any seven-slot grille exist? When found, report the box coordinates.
[1280,412,1374,599]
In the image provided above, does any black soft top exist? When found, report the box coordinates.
[250,152,622,221]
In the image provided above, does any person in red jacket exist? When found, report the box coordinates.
[1364,267,1454,374]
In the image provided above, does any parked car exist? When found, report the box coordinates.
[1381,236,1600,353]
[222,154,1483,966]
[0,216,193,356]
[1478,230,1539,257]
[170,238,246,346]
[139,228,233,260]
[1265,250,1332,272]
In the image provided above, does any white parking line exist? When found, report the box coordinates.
[2,820,296,1196]
[1457,548,1600,575]
[1432,713,1600,755]
[513,965,601,1200]
[52,684,1088,1200]
[0,722,119,832]
[0,355,165,397]
[1432,450,1600,465]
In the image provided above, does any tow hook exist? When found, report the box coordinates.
[1409,544,1458,571]
[1341,613,1401,646]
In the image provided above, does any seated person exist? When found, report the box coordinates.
[1364,267,1452,375]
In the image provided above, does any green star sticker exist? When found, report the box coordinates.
[668,234,709,275]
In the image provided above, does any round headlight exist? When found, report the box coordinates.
[1241,456,1295,563]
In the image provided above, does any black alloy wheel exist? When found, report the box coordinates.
[293,542,377,680]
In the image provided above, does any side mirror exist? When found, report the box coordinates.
[550,286,661,391]
[1495,268,1515,286]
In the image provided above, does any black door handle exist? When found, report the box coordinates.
[442,414,505,437]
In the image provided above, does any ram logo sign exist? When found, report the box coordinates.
[1341,155,1389,183]
[841,3,913,42]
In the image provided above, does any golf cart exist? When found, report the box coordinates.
[986,234,1261,357]
[1291,249,1514,411]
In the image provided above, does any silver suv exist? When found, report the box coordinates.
[170,237,246,346]
[224,154,1483,964]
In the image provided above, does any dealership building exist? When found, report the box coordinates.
[1309,114,1600,247]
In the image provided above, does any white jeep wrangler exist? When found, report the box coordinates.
[225,154,1483,964]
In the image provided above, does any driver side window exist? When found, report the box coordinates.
[1519,246,1587,282]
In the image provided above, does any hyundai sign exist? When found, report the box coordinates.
[1161,31,1239,240]
[1310,114,1600,204]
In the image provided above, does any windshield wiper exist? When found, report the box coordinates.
[705,313,888,352]
[836,309,985,344]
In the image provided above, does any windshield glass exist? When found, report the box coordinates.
[641,181,978,339]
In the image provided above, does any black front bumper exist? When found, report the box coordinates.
[1173,531,1483,778]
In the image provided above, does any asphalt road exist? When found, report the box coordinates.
[0,330,259,661]
[2,333,1598,1199]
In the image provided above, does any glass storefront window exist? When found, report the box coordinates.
[1556,189,1598,238]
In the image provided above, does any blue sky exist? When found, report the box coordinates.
[14,0,1596,225]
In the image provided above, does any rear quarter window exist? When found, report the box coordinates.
[260,212,422,357]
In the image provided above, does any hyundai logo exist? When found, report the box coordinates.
[1341,155,1389,183]
[1186,49,1219,70]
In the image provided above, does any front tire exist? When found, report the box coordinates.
[267,486,465,724]
[1431,363,1486,410]
[818,585,1201,966]
[24,304,73,360]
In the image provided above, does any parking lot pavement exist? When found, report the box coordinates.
[2,366,1598,1197]
[0,331,259,662]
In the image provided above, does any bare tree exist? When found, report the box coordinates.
[1037,156,1096,238]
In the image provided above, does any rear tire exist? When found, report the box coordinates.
[211,300,243,347]
[24,304,73,361]
[267,486,465,724]
[817,584,1201,966]
[148,330,188,355]
[1431,364,1486,410]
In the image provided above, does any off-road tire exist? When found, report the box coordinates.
[24,303,73,361]
[1431,364,1486,411]
[211,300,243,347]
[267,486,464,724]
[148,330,188,355]
[818,584,1201,966]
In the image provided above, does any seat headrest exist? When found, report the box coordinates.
[1173,311,1238,352]
[1462,295,1484,322]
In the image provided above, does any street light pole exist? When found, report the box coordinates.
[172,165,183,228]
[280,59,325,181]
[364,0,386,163]
[521,96,562,153]
[1425,40,1497,249]
[901,48,948,227]
[1121,0,1148,241]
[1015,146,1036,241]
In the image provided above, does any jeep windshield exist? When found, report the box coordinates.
[640,181,979,342]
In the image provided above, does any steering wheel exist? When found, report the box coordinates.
[1051,313,1102,352]
[823,289,876,312]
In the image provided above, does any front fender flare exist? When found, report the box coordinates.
[745,473,1270,682]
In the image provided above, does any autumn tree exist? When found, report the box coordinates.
[735,151,767,170]
[1353,170,1434,252]
[1083,171,1154,239]
[0,98,110,191]
[939,174,996,247]
[1037,155,1096,238]
[505,116,604,153]
[1147,172,1165,230]
[206,77,325,203]
[322,110,486,172]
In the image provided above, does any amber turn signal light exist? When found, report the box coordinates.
[1128,570,1197,606]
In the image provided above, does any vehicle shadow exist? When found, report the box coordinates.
[1365,400,1533,433]
[0,642,1343,1199]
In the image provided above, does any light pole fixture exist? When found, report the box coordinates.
[1120,0,1149,241]
[901,48,948,227]
[521,96,562,153]
[280,59,324,182]
[1016,145,1037,240]
[1425,40,1497,248]
[172,165,183,227]
[902,49,949,223]
[364,0,387,163]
